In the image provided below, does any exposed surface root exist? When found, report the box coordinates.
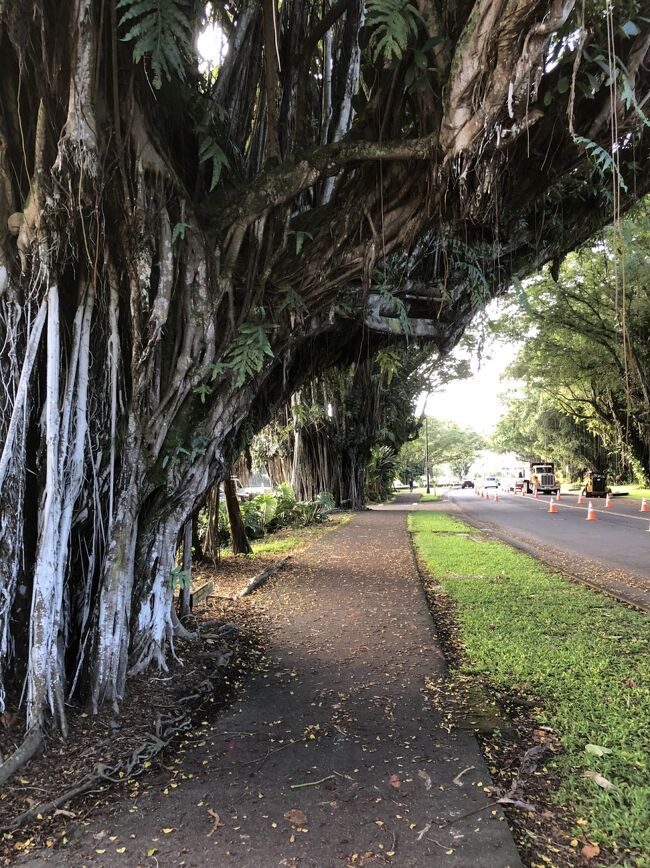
[0,726,43,788]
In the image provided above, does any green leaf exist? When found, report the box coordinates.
[193,384,212,403]
[118,0,191,88]
[556,76,569,94]
[171,222,188,244]
[224,321,277,387]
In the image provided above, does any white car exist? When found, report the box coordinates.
[484,476,500,488]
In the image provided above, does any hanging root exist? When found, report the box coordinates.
[0,726,43,787]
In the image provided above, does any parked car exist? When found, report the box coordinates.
[461,479,474,489]
[218,477,252,501]
[484,476,500,488]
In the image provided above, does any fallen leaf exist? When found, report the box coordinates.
[417,769,432,791]
[585,744,612,757]
[162,828,174,834]
[147,847,158,857]
[389,774,401,789]
[284,809,308,825]
[583,771,616,790]
[581,843,601,860]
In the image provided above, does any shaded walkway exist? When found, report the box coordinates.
[24,495,520,866]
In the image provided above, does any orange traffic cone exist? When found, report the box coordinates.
[641,498,649,513]
[533,489,538,499]
[556,491,561,501]
[494,493,500,503]
[548,498,557,514]
[605,493,613,508]
[586,501,597,521]
[577,492,585,505]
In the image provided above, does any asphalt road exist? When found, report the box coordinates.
[437,488,650,611]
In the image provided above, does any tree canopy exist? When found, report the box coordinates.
[0,0,649,748]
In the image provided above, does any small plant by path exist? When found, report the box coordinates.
[410,511,650,866]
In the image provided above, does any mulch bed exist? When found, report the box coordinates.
[413,548,620,868]
[0,551,283,865]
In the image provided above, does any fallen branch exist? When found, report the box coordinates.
[237,556,291,598]
[289,774,335,789]
[452,765,475,786]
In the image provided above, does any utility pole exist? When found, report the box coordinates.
[425,415,430,494]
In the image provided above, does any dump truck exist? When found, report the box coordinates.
[517,461,560,495]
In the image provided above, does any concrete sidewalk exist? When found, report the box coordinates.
[23,494,521,866]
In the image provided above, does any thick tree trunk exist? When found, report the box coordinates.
[224,479,253,555]
[223,476,253,555]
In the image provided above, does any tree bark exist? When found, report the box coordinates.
[224,478,253,555]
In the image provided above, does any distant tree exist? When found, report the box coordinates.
[492,393,611,478]
[399,417,484,481]
[492,200,650,482]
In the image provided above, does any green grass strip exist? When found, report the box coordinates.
[409,511,650,858]
[418,493,442,503]
[410,511,467,533]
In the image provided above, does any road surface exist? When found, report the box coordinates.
[436,488,650,611]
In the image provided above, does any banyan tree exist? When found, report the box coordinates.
[0,0,648,756]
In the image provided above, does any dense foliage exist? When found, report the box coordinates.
[398,416,484,481]
[492,200,650,482]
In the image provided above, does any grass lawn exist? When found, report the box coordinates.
[223,513,352,558]
[409,511,650,862]
[419,493,442,502]
[610,485,650,500]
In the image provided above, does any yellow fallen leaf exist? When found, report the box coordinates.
[162,828,174,834]
[147,848,158,857]
[116,847,126,853]
[284,809,307,825]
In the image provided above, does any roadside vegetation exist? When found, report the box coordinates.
[222,512,351,557]
[409,511,650,865]
[492,202,650,487]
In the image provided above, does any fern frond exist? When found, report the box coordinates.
[118,0,192,89]
[224,321,277,387]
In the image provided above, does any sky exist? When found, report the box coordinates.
[417,336,523,436]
